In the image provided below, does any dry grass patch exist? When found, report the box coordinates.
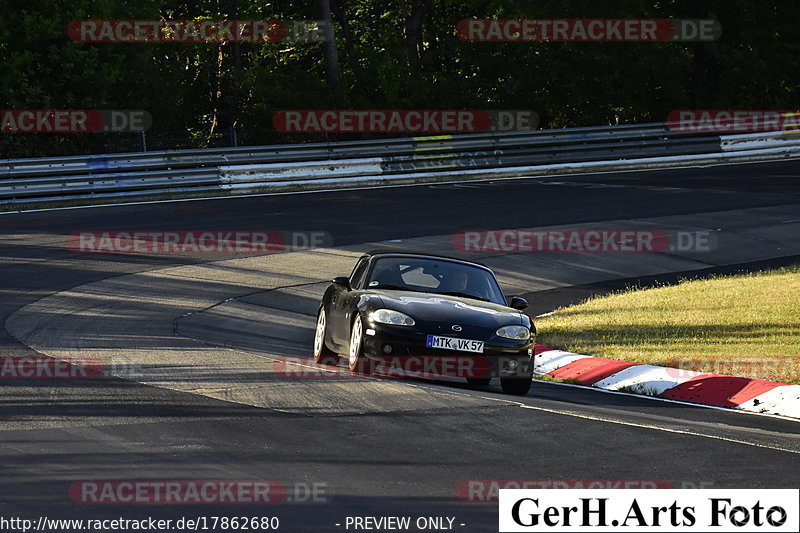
[536,266,800,384]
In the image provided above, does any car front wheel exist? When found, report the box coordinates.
[313,308,339,366]
[500,377,532,395]
[348,314,373,374]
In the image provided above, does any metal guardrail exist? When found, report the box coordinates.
[0,122,673,177]
[1,123,798,209]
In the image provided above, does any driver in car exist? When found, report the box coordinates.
[445,271,469,292]
[440,270,490,302]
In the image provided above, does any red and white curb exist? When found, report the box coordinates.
[533,345,800,420]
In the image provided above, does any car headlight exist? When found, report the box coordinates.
[370,309,415,326]
[496,325,531,340]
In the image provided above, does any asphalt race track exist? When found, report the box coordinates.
[1,160,800,532]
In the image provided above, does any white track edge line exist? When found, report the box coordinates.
[533,377,800,423]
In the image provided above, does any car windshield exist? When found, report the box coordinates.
[364,256,506,305]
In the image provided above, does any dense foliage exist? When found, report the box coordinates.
[0,0,797,156]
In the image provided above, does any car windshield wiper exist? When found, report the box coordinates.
[439,291,490,302]
[372,284,412,291]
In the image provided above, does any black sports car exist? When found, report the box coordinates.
[313,250,536,395]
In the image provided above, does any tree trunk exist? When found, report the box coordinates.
[403,0,429,71]
[318,0,342,87]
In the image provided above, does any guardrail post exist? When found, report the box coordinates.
[230,126,239,148]
[139,131,147,152]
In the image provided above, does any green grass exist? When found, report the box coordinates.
[536,266,800,384]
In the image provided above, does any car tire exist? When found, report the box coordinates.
[313,308,339,366]
[348,314,374,374]
[500,377,532,396]
[466,377,492,387]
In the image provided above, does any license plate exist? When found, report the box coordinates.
[426,335,484,353]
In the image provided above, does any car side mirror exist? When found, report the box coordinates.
[332,276,351,290]
[508,296,528,310]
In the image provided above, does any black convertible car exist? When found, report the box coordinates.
[313,250,535,395]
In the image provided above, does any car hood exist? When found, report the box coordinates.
[371,290,525,327]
